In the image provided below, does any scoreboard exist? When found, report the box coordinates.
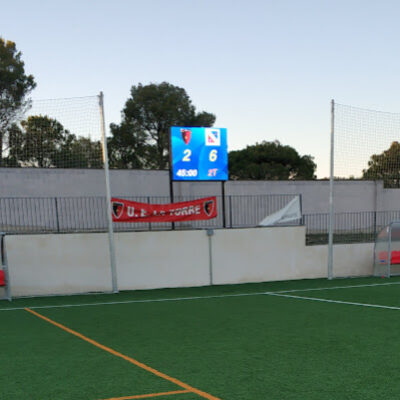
[170,127,228,181]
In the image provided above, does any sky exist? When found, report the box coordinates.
[2,0,400,178]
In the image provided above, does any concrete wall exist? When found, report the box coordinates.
[212,227,373,284]
[0,168,170,197]
[1,168,400,214]
[6,227,373,297]
[227,180,379,214]
[115,230,210,290]
[6,233,113,296]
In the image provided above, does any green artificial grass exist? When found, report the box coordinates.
[2,277,400,399]
[1,276,397,310]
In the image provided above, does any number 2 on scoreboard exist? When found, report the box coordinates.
[182,149,191,162]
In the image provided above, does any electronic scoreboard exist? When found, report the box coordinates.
[170,127,228,181]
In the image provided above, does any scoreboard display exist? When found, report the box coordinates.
[170,127,228,181]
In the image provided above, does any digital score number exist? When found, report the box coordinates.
[170,127,228,181]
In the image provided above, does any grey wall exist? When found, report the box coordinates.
[226,180,379,214]
[1,168,400,214]
[0,168,170,197]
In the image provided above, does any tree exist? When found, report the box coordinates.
[54,135,103,168]
[108,121,149,169]
[0,38,36,166]
[3,123,24,167]
[109,82,216,169]
[228,140,316,180]
[363,141,400,187]
[20,116,67,167]
[5,115,102,168]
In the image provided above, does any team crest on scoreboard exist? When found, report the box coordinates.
[181,128,192,145]
[203,199,215,216]
[205,128,221,146]
[112,201,125,219]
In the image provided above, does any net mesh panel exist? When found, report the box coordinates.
[331,103,400,246]
[374,222,400,277]
[390,222,400,276]
[335,103,400,186]
[374,224,390,277]
[3,96,102,169]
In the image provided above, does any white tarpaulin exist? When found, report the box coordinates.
[258,196,302,226]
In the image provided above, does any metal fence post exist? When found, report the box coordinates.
[206,229,214,285]
[221,181,226,228]
[229,196,233,228]
[54,197,60,233]
[299,194,304,226]
[148,196,152,231]
[388,222,393,278]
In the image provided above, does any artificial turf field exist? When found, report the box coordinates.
[2,276,400,400]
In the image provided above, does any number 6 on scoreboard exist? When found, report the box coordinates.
[209,149,217,162]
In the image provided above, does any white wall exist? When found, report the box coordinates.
[212,227,307,284]
[5,227,374,298]
[212,227,373,284]
[6,233,113,297]
[115,230,210,290]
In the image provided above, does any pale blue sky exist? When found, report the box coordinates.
[2,0,400,177]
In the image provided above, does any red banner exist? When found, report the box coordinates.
[111,196,217,223]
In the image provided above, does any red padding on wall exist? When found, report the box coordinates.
[379,250,400,265]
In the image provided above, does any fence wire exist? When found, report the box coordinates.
[2,194,397,246]
[2,96,103,169]
[334,103,400,186]
[305,210,400,245]
[0,194,299,234]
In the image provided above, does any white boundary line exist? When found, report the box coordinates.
[1,280,400,312]
[274,281,400,294]
[267,293,400,311]
[0,292,268,311]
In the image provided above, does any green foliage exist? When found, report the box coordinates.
[363,141,400,187]
[21,116,67,167]
[4,115,102,168]
[55,135,102,168]
[229,140,316,180]
[108,121,148,169]
[0,37,36,165]
[109,82,215,169]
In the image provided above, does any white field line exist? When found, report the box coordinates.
[274,280,400,294]
[0,292,268,311]
[1,280,400,312]
[267,292,400,311]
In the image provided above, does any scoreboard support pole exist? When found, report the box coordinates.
[168,129,176,230]
[221,181,227,228]
[169,176,175,230]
